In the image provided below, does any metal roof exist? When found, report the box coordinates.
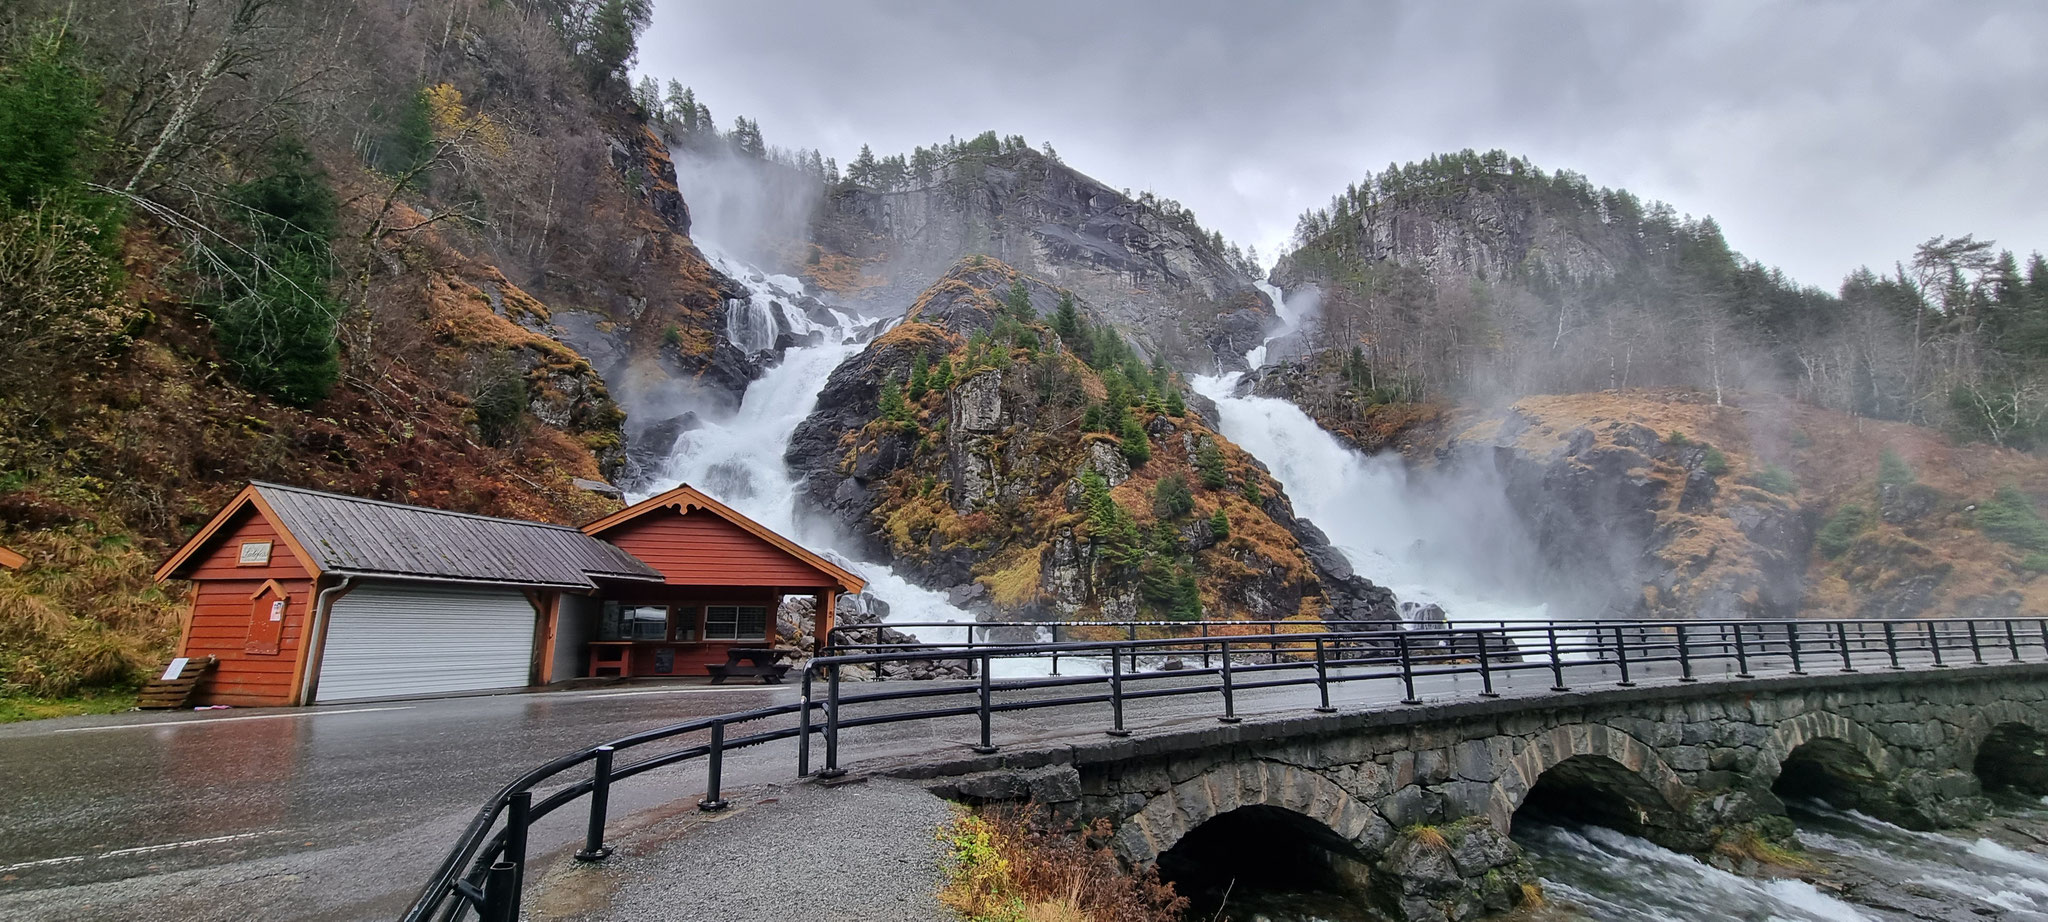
[252,482,664,589]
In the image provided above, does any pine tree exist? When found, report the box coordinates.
[586,0,653,86]
[1153,476,1194,519]
[931,357,953,391]
[1007,277,1035,321]
[1209,508,1230,540]
[1119,417,1150,466]
[1197,440,1228,489]
[878,374,909,423]
[849,144,878,186]
[210,138,342,406]
[633,75,661,117]
[1053,291,1083,352]
[1240,479,1263,506]
[908,351,930,400]
[1081,403,1104,432]
[1164,388,1186,417]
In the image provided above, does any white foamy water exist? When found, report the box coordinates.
[1522,823,1876,922]
[632,182,985,653]
[1787,803,2048,914]
[1191,284,1553,625]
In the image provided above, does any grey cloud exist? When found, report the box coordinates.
[639,1,2048,287]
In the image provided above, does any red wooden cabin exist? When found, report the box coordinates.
[153,482,863,706]
[578,485,865,679]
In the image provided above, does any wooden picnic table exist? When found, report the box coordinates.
[704,646,797,684]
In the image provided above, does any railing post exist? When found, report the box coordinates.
[1732,623,1753,678]
[1676,624,1696,682]
[2008,619,2023,662]
[1218,638,1241,723]
[480,860,518,922]
[972,653,998,754]
[1477,630,1500,697]
[699,721,730,811]
[505,790,530,895]
[797,668,814,777]
[1201,622,1212,669]
[1128,623,1140,674]
[1050,623,1060,676]
[1546,627,1569,692]
[1398,632,1423,704]
[1612,626,1635,687]
[1785,623,1806,675]
[1835,622,1856,673]
[575,747,615,861]
[1928,620,1948,667]
[820,662,846,778]
[1967,620,1986,665]
[1884,621,1902,670]
[1313,636,1337,713]
[1107,647,1131,736]
[2038,618,2048,657]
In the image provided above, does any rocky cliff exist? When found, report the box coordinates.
[809,148,1272,373]
[786,259,1395,625]
[1436,391,2048,620]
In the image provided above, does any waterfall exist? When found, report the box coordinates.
[1190,285,1551,625]
[632,177,983,654]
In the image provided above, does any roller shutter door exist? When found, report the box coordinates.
[315,583,537,703]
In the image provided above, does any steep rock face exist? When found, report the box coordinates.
[1273,177,1628,290]
[1445,395,1816,619]
[787,259,1392,624]
[810,149,1269,371]
[1438,391,2048,620]
[545,121,760,455]
[1242,355,1452,457]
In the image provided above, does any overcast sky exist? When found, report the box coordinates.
[636,1,2047,289]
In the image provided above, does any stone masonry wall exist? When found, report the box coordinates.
[905,664,2048,922]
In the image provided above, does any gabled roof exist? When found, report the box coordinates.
[582,484,867,594]
[156,483,665,589]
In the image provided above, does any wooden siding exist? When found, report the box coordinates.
[605,509,840,587]
[179,511,315,706]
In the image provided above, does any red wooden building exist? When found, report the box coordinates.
[154,482,864,706]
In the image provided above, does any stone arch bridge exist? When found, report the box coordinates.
[907,663,2048,922]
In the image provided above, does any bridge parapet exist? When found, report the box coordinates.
[910,663,2048,922]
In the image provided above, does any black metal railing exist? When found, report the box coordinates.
[400,616,2048,922]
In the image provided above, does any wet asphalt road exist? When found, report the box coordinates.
[0,643,1970,922]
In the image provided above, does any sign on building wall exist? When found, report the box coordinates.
[238,542,273,565]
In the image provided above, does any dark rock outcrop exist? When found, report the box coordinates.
[810,148,1269,371]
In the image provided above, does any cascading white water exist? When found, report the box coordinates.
[1191,285,1552,625]
[631,188,985,654]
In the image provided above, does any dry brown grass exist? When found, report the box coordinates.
[938,809,1186,922]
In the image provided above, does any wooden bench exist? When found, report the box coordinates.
[704,647,793,684]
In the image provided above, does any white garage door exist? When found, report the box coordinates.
[315,583,538,703]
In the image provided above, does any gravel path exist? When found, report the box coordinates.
[529,776,958,922]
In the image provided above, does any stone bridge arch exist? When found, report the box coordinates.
[1963,700,2048,797]
[1110,759,1390,868]
[1763,710,1902,781]
[1500,722,1699,847]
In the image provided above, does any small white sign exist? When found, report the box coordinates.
[238,542,272,565]
[270,600,286,622]
[162,657,190,681]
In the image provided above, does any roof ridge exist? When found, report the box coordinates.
[250,481,589,532]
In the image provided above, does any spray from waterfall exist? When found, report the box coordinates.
[1192,285,1554,624]
[628,143,983,651]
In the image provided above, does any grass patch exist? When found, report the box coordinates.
[938,810,1185,922]
[1742,464,1798,496]
[0,688,137,723]
[1975,484,2048,552]
[1815,504,1874,559]
[1713,829,1815,872]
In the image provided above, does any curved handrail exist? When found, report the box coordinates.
[401,616,2048,921]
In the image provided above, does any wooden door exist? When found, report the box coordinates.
[246,581,288,655]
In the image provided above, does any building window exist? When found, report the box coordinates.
[704,605,768,641]
[600,603,673,642]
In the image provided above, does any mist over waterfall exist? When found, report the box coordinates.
[1193,285,1555,624]
[631,143,979,645]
